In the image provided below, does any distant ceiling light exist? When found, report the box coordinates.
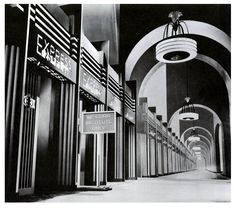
[188,126,200,142]
[188,136,200,142]
[192,146,201,151]
[195,151,201,155]
[155,11,197,64]
[179,97,199,120]
[179,59,199,121]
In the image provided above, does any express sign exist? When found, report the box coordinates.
[79,68,106,103]
[35,31,76,83]
[27,11,77,84]
[36,34,72,74]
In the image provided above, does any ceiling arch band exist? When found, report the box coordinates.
[168,104,222,130]
[181,126,213,143]
[186,134,212,149]
[196,54,231,104]
[126,20,230,81]
[188,139,210,153]
[139,62,165,97]
[139,54,230,105]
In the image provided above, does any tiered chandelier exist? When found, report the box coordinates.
[155,11,197,64]
[179,97,198,120]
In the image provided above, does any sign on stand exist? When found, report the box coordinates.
[81,111,116,188]
[81,111,116,134]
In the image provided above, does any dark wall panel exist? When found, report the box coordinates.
[35,76,52,191]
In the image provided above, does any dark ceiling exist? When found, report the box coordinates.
[121,4,230,121]
[120,4,231,66]
[166,60,229,123]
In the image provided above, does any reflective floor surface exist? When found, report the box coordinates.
[41,170,230,202]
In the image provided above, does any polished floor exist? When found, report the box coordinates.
[41,169,230,202]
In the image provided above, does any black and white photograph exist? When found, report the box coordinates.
[3,1,232,204]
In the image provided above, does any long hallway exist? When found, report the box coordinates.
[4,4,231,203]
[41,170,230,202]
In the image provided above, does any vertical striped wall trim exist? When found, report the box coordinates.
[57,82,75,186]
[127,125,136,178]
[5,45,21,193]
[115,117,123,179]
[94,104,105,184]
[5,45,20,148]
[16,70,40,195]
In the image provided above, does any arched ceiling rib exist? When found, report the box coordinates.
[186,135,212,149]
[169,104,222,129]
[196,54,230,103]
[126,20,230,81]
[181,126,213,143]
[188,140,210,153]
[138,54,230,112]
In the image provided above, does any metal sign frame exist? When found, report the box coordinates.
[81,111,116,134]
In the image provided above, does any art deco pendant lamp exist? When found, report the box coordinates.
[156,11,197,64]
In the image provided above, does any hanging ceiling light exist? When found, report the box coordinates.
[188,126,200,141]
[179,63,199,120]
[188,137,200,142]
[156,11,197,63]
[188,135,200,142]
[192,146,201,151]
[179,97,199,120]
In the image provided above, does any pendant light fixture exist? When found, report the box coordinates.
[188,127,200,141]
[188,120,200,141]
[156,11,197,64]
[179,64,199,120]
[192,146,201,151]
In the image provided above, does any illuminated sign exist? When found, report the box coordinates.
[81,111,116,134]
[33,31,76,83]
[36,34,70,75]
[27,5,77,83]
[80,68,106,103]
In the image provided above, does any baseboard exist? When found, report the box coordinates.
[108,178,125,182]
[149,175,158,177]
[100,181,107,186]
[126,177,137,180]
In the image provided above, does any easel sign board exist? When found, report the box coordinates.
[81,111,116,134]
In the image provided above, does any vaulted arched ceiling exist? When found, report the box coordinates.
[120,4,231,176]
